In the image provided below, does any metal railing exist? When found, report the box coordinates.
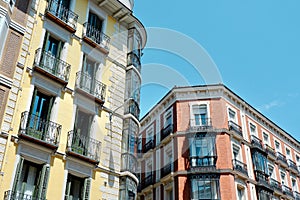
[144,139,154,153]
[161,162,173,178]
[19,111,61,146]
[232,159,248,176]
[251,135,263,149]
[287,159,299,172]
[124,98,140,119]
[34,48,71,83]
[294,191,300,200]
[142,173,153,189]
[264,144,276,158]
[282,185,293,197]
[121,153,137,174]
[4,190,46,200]
[67,130,101,162]
[161,124,173,141]
[189,118,212,131]
[75,71,106,102]
[83,22,110,51]
[46,0,78,30]
[190,156,217,167]
[254,170,269,186]
[228,120,243,136]
[270,178,282,192]
[276,152,288,165]
[127,52,141,72]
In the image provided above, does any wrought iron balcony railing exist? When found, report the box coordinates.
[127,52,141,72]
[190,156,217,168]
[19,111,61,146]
[124,98,140,119]
[4,190,46,200]
[75,71,106,103]
[254,170,270,187]
[264,144,276,158]
[294,191,300,200]
[161,124,173,141]
[34,48,71,84]
[251,135,263,150]
[270,178,282,192]
[67,130,101,162]
[144,139,154,153]
[189,118,212,131]
[45,0,78,32]
[142,173,153,189]
[287,159,299,172]
[232,159,248,176]
[82,22,110,52]
[228,120,243,137]
[161,162,173,178]
[121,153,137,174]
[282,185,293,197]
[276,152,288,166]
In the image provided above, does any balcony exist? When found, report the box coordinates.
[190,156,217,168]
[228,120,243,137]
[19,111,61,149]
[251,135,264,151]
[66,130,101,164]
[75,71,106,104]
[270,178,282,193]
[189,118,212,132]
[4,190,46,200]
[287,159,299,173]
[232,159,248,176]
[294,191,300,200]
[264,144,276,160]
[121,153,137,175]
[144,139,154,153]
[82,22,110,54]
[33,48,71,85]
[127,52,141,72]
[124,98,140,119]
[255,170,271,189]
[45,0,78,33]
[276,152,288,167]
[161,124,173,141]
[282,185,293,198]
[142,173,153,189]
[161,163,173,178]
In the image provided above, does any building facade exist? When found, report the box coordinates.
[138,84,300,200]
[0,0,146,199]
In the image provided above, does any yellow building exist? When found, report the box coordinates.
[0,0,146,199]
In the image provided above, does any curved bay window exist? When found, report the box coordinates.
[127,28,142,71]
[189,134,217,167]
[119,177,137,200]
[190,174,220,200]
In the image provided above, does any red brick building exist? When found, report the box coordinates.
[137,84,300,200]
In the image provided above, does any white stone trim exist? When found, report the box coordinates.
[0,74,13,88]
[9,20,25,35]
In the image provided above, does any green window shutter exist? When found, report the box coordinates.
[65,178,71,200]
[82,178,91,200]
[37,164,50,199]
[12,157,24,192]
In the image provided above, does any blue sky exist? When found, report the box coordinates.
[133,0,300,140]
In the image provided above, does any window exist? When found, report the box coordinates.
[237,186,245,200]
[88,12,103,31]
[263,132,269,145]
[249,123,257,135]
[164,110,172,128]
[275,141,281,152]
[286,148,291,159]
[65,174,91,200]
[268,164,276,179]
[192,104,208,126]
[252,151,268,174]
[190,134,216,167]
[166,189,173,200]
[146,127,154,144]
[137,135,142,153]
[12,158,49,199]
[191,175,220,200]
[281,172,286,186]
[292,178,297,192]
[145,159,152,178]
[0,16,9,59]
[228,108,236,122]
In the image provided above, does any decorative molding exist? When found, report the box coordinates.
[0,74,13,88]
[9,20,25,35]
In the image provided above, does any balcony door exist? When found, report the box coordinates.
[192,104,207,126]
[81,55,96,94]
[12,158,49,200]
[73,109,93,155]
[88,12,102,31]
[28,89,54,139]
[50,0,70,18]
[65,174,90,200]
